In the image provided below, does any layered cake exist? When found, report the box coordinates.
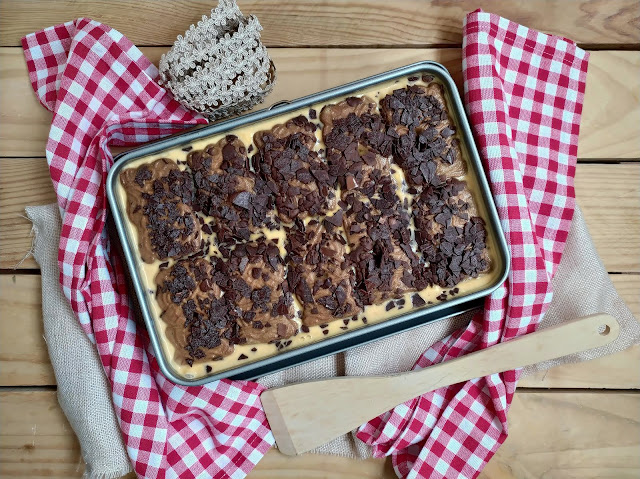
[118,74,495,378]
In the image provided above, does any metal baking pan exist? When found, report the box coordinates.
[106,61,510,386]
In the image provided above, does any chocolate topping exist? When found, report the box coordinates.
[320,96,395,191]
[120,159,201,263]
[120,77,492,371]
[187,136,279,246]
[286,219,362,326]
[252,116,337,223]
[412,178,490,288]
[380,82,466,187]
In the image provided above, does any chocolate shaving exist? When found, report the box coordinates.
[412,294,426,307]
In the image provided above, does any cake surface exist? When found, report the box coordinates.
[118,75,493,376]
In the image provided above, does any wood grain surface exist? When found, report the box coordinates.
[0,0,638,47]
[1,273,637,388]
[1,48,638,158]
[2,160,638,271]
[1,2,639,477]
[1,390,637,478]
[0,275,56,386]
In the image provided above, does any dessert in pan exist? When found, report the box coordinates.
[118,74,496,378]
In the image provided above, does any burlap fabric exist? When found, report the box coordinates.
[26,204,133,479]
[26,203,639,468]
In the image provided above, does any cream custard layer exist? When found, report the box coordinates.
[115,75,504,380]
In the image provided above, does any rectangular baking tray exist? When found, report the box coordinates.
[106,61,510,386]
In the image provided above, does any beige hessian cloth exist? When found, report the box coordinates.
[26,205,133,479]
[26,203,639,467]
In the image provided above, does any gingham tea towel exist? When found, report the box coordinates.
[353,10,592,478]
[22,18,275,479]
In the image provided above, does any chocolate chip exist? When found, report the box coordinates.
[412,294,426,307]
[181,146,193,152]
[326,209,343,227]
[277,323,287,337]
[322,330,329,335]
[231,191,252,210]
[309,108,317,119]
[441,127,455,138]
[206,365,212,373]
[238,354,248,360]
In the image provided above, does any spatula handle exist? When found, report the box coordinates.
[262,313,619,456]
[394,312,620,400]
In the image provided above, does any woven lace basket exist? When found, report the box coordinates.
[158,0,276,120]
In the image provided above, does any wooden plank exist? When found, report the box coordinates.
[0,0,638,47]
[481,391,640,478]
[578,50,640,159]
[0,158,57,269]
[519,276,640,389]
[1,48,638,158]
[2,158,638,271]
[0,273,637,388]
[1,390,637,478]
[575,163,640,273]
[0,275,55,386]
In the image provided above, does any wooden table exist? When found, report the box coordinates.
[1,1,638,477]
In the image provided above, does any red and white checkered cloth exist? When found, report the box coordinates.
[356,9,589,478]
[23,18,275,479]
[23,9,589,479]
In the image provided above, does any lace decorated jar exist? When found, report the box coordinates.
[158,0,276,120]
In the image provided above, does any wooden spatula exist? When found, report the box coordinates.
[261,313,619,455]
